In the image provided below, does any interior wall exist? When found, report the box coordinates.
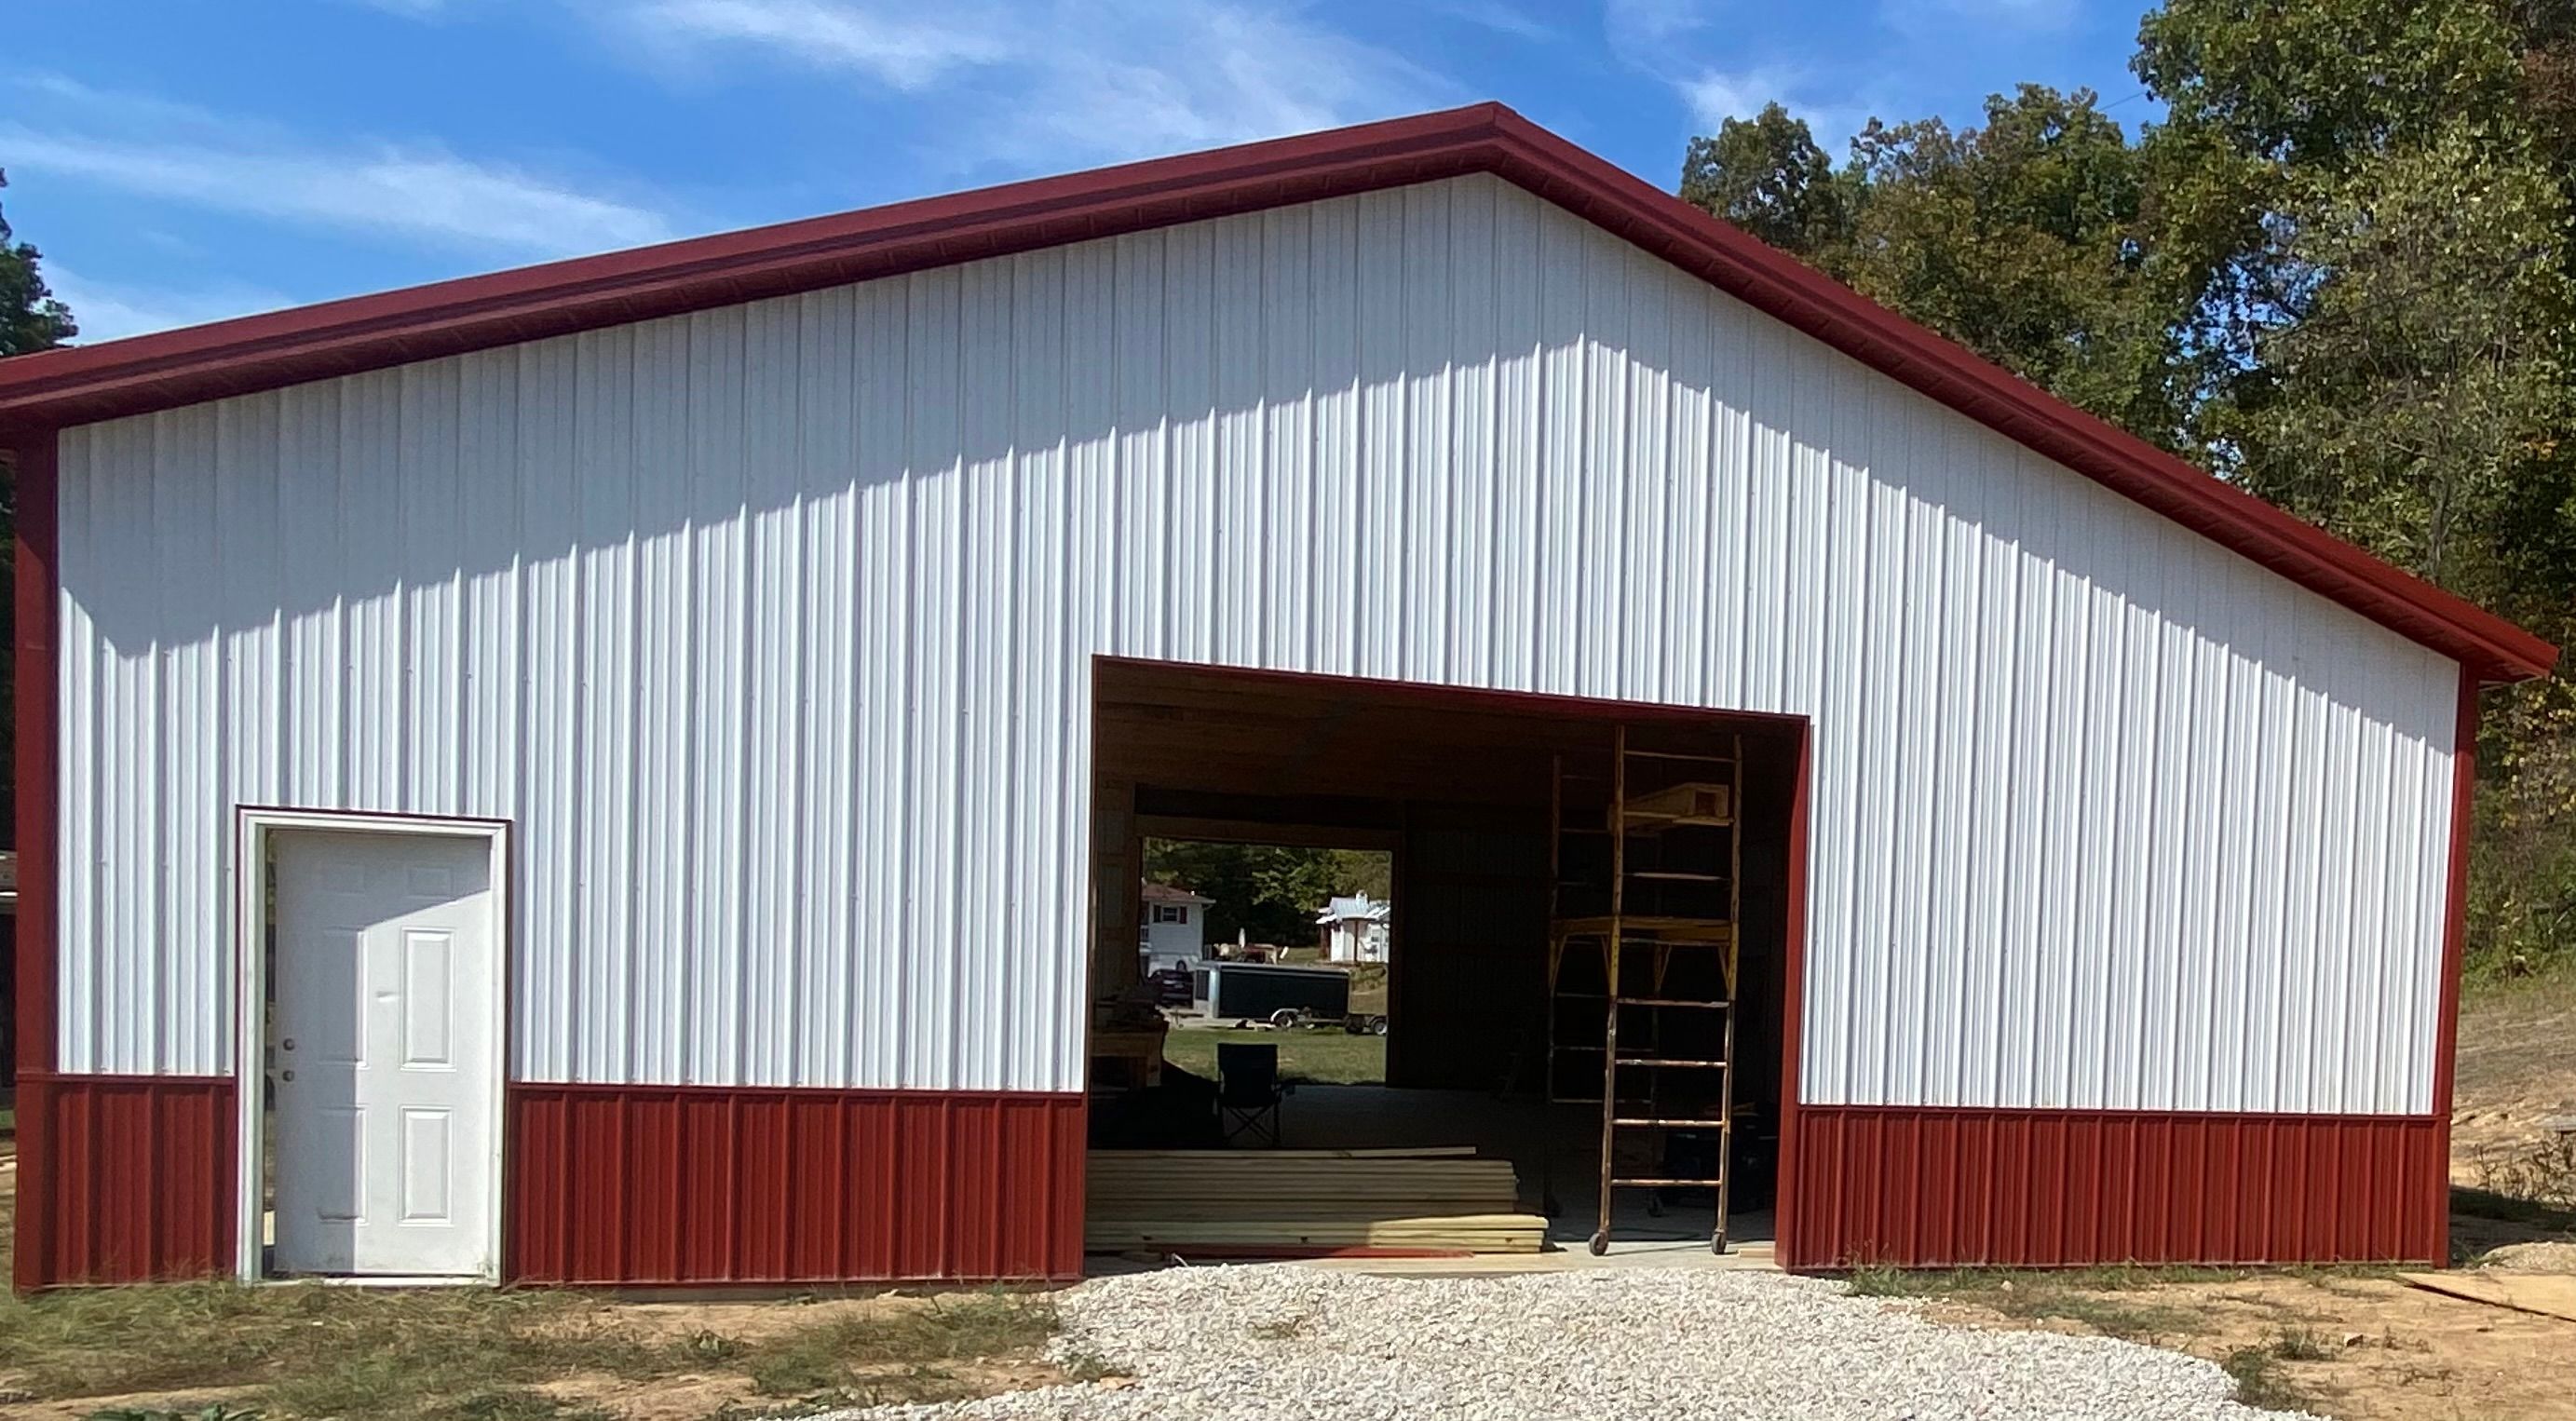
[1386,805,1550,1092]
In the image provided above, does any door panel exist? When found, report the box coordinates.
[272,830,495,1278]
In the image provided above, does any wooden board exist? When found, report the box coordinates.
[1551,914,1736,944]
[1086,1147,1533,1254]
[2401,1271,2576,1324]
[1086,1213,1548,1254]
[1091,1146,1478,1160]
[1622,781,1732,829]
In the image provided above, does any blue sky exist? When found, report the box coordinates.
[7,0,2153,343]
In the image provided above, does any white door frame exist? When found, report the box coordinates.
[233,806,511,1283]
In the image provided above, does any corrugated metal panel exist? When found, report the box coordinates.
[13,1076,237,1287]
[504,1085,1084,1284]
[1784,1106,2446,1268]
[57,172,2459,1109]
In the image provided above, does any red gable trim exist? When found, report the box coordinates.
[0,103,2551,681]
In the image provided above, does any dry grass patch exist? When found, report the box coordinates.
[1842,1265,2380,1413]
[721,1292,1064,1413]
[0,1282,1064,1421]
[1846,1265,2249,1349]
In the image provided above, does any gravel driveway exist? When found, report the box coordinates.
[840,1265,2312,1420]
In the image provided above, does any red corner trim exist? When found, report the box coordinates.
[11,428,59,1292]
[1772,716,1814,1265]
[2428,670,2480,1267]
[0,102,2550,680]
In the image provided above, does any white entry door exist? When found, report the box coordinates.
[272,830,498,1278]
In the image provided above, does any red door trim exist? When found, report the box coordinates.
[1772,717,1815,1263]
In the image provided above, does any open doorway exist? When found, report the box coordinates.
[1141,835,1395,1093]
[1084,658,1803,1263]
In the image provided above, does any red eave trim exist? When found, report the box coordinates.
[0,102,2551,681]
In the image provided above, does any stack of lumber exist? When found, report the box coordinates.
[1086,1147,1546,1254]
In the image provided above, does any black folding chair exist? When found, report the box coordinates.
[1216,1041,1287,1147]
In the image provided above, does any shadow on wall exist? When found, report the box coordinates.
[64,175,2447,743]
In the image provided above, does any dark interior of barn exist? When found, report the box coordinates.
[1084,656,1800,1260]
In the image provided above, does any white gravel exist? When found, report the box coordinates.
[837,1265,2316,1420]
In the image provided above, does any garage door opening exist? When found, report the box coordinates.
[1085,658,1803,1262]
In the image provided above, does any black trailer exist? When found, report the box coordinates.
[1197,961,1351,1023]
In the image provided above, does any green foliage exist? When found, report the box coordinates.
[0,169,77,358]
[1679,102,1853,256]
[1681,88,2210,447]
[1143,840,1389,946]
[2208,122,2573,589]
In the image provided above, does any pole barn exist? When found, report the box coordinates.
[0,104,2553,1289]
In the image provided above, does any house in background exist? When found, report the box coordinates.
[1139,882,1212,976]
[1316,894,1390,964]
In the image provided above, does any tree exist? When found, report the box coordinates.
[1680,88,2211,448]
[1142,841,1388,948]
[1678,103,1853,258]
[0,169,77,357]
[2199,125,2572,590]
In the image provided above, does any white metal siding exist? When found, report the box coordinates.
[58,173,2461,1110]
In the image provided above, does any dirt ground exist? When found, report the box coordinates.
[1920,1266,2575,1421]
[2447,975,2576,1189]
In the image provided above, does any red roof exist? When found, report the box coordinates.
[0,102,2549,681]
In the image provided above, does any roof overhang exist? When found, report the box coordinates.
[0,102,2551,682]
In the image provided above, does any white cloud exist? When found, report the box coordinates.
[1602,0,1715,57]
[42,264,295,343]
[0,125,675,258]
[991,4,1444,161]
[636,0,1009,90]
[1433,1,1555,41]
[606,0,1450,169]
[1884,0,2075,34]
[1678,65,1873,151]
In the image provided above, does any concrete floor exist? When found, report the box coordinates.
[1251,1083,1779,1271]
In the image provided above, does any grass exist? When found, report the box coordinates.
[1847,1265,2212,1344]
[1844,1265,2331,1411]
[2220,1343,2312,1413]
[2474,1133,2576,1212]
[1159,1026,1387,1086]
[0,1282,1060,1421]
[729,1293,1059,1407]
